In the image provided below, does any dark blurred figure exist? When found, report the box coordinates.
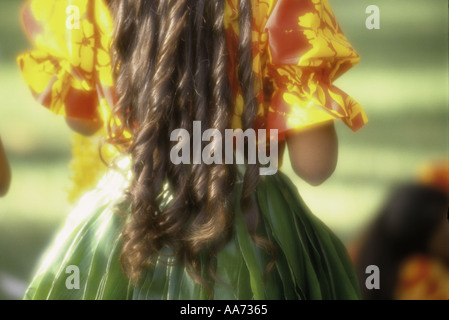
[354,162,449,300]
[0,138,11,196]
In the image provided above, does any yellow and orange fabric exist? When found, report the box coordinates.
[395,255,449,300]
[225,0,367,139]
[18,0,114,122]
[18,0,115,201]
[18,0,367,199]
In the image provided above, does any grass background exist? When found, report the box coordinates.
[0,0,447,299]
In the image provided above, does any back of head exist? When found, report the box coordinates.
[356,183,449,299]
[106,0,261,286]
[381,184,447,251]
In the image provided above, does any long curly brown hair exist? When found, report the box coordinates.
[106,0,265,286]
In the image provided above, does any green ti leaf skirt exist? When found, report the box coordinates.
[24,163,361,300]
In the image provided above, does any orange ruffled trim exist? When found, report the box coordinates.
[17,0,115,122]
[17,0,116,202]
[263,0,367,140]
[18,0,366,139]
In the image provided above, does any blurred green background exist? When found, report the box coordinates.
[0,0,447,299]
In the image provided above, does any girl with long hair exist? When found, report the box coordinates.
[354,163,449,300]
[19,0,367,299]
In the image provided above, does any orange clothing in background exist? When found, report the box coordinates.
[395,255,449,300]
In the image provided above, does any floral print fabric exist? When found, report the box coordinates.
[18,0,367,197]
[226,0,367,139]
[395,255,449,300]
[18,0,114,122]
